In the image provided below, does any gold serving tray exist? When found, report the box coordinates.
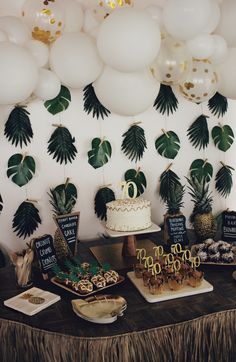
[51,275,125,297]
[191,244,236,266]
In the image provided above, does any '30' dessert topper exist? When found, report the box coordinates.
[120,181,137,199]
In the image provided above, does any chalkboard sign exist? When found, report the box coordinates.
[222,210,236,242]
[34,234,57,276]
[165,214,188,246]
[54,212,80,256]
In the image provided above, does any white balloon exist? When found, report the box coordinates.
[163,0,212,41]
[210,35,228,64]
[0,42,38,105]
[25,40,49,68]
[216,0,236,47]
[187,34,215,59]
[93,66,160,116]
[83,7,108,38]
[50,32,103,88]
[0,30,8,42]
[0,16,30,45]
[202,0,220,34]
[134,0,165,8]
[61,0,84,33]
[0,0,25,17]
[34,69,61,100]
[97,8,161,72]
[145,5,163,28]
[216,48,236,99]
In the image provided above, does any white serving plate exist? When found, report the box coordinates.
[105,222,161,238]
[127,271,213,303]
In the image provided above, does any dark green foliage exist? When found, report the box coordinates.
[159,168,182,202]
[44,86,71,115]
[88,138,112,169]
[187,115,209,150]
[12,201,41,239]
[124,168,147,197]
[48,181,77,216]
[7,153,35,187]
[153,84,179,115]
[215,164,234,198]
[4,106,33,148]
[212,124,234,152]
[83,83,110,119]
[94,187,115,221]
[155,131,180,159]
[190,159,213,182]
[121,124,147,162]
[48,126,77,164]
[208,92,228,118]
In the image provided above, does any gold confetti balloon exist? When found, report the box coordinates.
[21,0,65,44]
[151,37,192,85]
[178,58,219,103]
[102,0,133,10]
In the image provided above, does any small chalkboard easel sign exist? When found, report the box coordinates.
[54,212,80,256]
[222,210,236,242]
[33,234,57,280]
[165,214,188,246]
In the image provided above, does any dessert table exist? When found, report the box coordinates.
[0,232,236,362]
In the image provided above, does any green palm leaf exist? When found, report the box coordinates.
[190,159,213,182]
[12,201,41,239]
[212,124,234,152]
[153,84,179,115]
[4,106,33,148]
[7,154,35,187]
[88,138,112,169]
[155,130,180,159]
[94,187,115,220]
[124,168,147,197]
[159,168,182,202]
[83,83,111,120]
[121,124,147,162]
[48,126,77,164]
[44,86,71,115]
[208,92,228,118]
[187,115,209,150]
[0,193,3,214]
[215,164,234,198]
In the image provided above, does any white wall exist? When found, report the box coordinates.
[0,90,235,252]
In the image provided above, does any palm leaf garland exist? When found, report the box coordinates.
[187,115,209,150]
[153,84,179,115]
[190,159,213,182]
[208,92,228,118]
[7,153,35,187]
[83,83,111,119]
[4,106,33,147]
[124,168,147,197]
[44,86,71,115]
[94,187,115,220]
[155,130,180,159]
[88,138,112,169]
[159,168,182,202]
[215,164,234,198]
[0,193,3,214]
[211,124,234,152]
[12,201,41,239]
[47,126,77,164]
[121,124,147,162]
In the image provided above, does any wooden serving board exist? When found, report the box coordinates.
[51,276,125,298]
[127,271,213,303]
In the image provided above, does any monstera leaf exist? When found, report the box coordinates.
[215,164,234,198]
[4,106,33,148]
[7,154,35,187]
[153,84,179,115]
[212,124,234,152]
[159,168,182,202]
[48,126,77,164]
[44,86,71,115]
[124,168,147,197]
[0,193,3,214]
[121,124,147,162]
[208,92,228,118]
[94,187,115,221]
[187,115,209,150]
[83,83,111,119]
[155,130,180,159]
[190,159,213,182]
[12,201,41,239]
[88,138,112,169]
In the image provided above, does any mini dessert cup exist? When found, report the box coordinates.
[167,272,184,291]
[142,269,152,287]
[134,263,145,278]
[148,275,164,295]
[188,269,204,288]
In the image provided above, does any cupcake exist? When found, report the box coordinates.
[134,263,145,278]
[197,251,208,262]
[208,242,220,254]
[221,251,234,263]
[209,251,221,263]
[218,241,232,253]
[149,275,164,295]
[167,272,184,291]
[204,239,215,248]
[188,269,204,288]
[179,262,191,279]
